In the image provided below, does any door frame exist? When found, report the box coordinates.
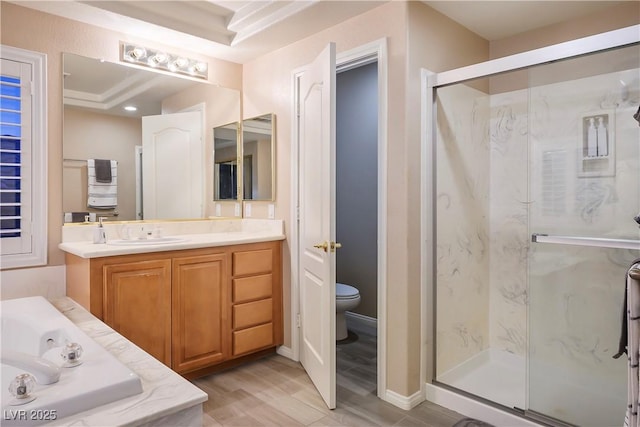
[289,37,388,401]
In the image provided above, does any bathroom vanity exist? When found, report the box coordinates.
[59,220,284,378]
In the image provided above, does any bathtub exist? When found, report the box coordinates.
[1,296,143,426]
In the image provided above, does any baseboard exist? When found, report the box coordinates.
[382,388,424,410]
[345,311,377,336]
[276,345,296,361]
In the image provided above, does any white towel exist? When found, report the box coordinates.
[87,159,118,208]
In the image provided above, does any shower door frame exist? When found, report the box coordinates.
[421,24,640,426]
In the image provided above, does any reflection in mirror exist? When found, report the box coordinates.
[213,122,239,200]
[241,114,275,201]
[62,53,240,222]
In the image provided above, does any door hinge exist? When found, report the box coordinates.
[296,313,301,328]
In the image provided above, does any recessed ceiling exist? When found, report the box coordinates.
[20,0,635,118]
[63,53,203,117]
[14,1,633,64]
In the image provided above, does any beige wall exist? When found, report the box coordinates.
[242,1,491,396]
[0,1,242,267]
[243,0,410,394]
[490,1,640,58]
[63,107,140,220]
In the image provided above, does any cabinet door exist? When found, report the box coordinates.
[172,253,229,373]
[103,259,172,366]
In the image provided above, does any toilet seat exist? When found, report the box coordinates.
[336,283,359,300]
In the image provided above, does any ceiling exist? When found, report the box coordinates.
[20,0,631,118]
[11,1,630,64]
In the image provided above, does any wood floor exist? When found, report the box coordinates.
[192,325,466,426]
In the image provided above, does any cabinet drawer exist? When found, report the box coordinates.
[233,249,272,276]
[233,274,272,303]
[233,298,272,329]
[233,323,273,355]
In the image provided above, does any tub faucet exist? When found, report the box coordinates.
[1,349,61,384]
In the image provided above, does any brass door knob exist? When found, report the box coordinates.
[330,242,342,252]
[313,242,329,252]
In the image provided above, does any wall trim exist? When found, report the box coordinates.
[383,389,424,411]
[276,345,296,361]
[344,311,377,336]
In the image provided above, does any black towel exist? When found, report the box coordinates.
[94,159,112,183]
[614,257,640,359]
[634,104,640,127]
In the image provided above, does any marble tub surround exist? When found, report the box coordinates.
[59,219,285,258]
[45,297,207,427]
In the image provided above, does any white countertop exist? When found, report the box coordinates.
[59,219,285,259]
[47,297,207,426]
[59,230,285,258]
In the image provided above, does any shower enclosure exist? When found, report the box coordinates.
[428,28,640,426]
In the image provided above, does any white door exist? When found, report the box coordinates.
[141,111,202,219]
[298,43,337,409]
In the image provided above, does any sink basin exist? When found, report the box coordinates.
[107,237,188,246]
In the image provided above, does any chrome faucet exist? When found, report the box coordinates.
[1,349,61,384]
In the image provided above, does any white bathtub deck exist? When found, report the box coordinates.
[48,298,207,426]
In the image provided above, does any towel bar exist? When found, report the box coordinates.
[531,233,640,250]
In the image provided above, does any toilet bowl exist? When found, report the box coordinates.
[336,283,361,341]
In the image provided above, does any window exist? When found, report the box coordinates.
[0,46,47,269]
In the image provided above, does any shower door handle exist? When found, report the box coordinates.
[630,266,640,281]
[531,233,640,250]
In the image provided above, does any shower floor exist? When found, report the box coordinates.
[436,348,625,426]
[437,348,525,410]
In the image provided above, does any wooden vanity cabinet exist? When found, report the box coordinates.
[65,240,282,377]
[172,253,228,373]
[103,258,172,365]
[231,246,283,357]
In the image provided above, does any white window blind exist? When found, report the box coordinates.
[0,46,47,269]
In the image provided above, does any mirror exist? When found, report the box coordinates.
[213,122,239,200]
[241,114,275,201]
[62,53,241,222]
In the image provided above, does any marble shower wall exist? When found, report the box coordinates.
[436,62,639,377]
[527,67,639,402]
[488,89,529,356]
[436,83,491,374]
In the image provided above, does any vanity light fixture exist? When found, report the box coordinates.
[120,42,208,80]
[123,105,137,112]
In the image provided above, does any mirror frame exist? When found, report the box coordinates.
[240,113,276,202]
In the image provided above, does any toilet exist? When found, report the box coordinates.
[336,283,361,341]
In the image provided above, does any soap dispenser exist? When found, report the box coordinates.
[93,217,107,244]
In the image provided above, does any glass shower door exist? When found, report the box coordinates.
[527,44,640,426]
